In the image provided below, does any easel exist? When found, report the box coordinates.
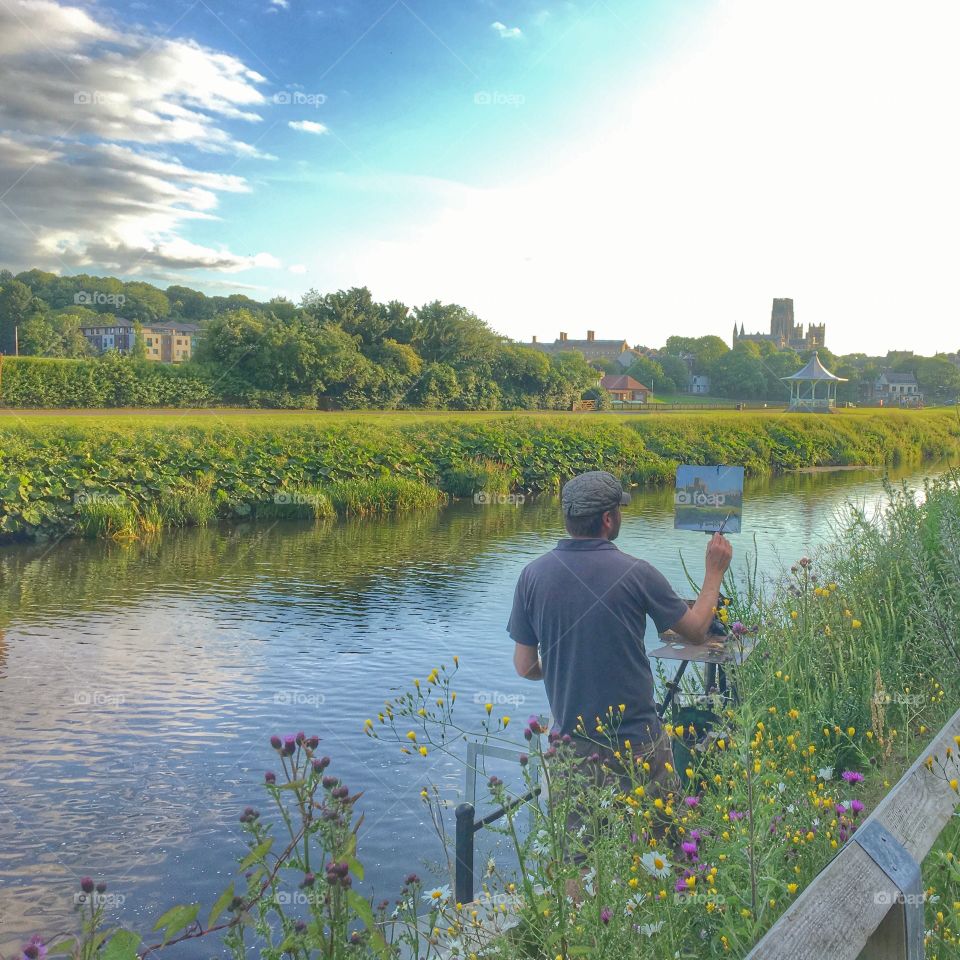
[650,630,755,721]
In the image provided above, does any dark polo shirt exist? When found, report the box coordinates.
[507,538,689,744]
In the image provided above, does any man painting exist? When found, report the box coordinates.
[507,470,733,854]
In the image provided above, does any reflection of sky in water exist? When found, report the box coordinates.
[0,461,950,951]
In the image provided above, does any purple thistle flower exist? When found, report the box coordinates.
[681,841,698,858]
[270,735,282,750]
[730,621,747,636]
[835,803,847,815]
[80,877,94,894]
[728,809,745,821]
[265,771,276,784]
[22,937,46,960]
[684,796,699,807]
[841,770,864,783]
[850,799,865,816]
[674,878,687,893]
[600,907,612,924]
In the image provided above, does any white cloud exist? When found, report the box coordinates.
[340,0,960,355]
[288,120,329,135]
[0,0,281,274]
[491,21,523,40]
[270,0,290,7]
[288,264,308,274]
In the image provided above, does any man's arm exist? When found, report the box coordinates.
[671,532,733,644]
[514,642,543,680]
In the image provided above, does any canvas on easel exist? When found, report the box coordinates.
[673,465,744,533]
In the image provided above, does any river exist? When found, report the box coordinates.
[0,461,951,953]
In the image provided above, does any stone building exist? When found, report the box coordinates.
[528,331,642,368]
[732,299,825,352]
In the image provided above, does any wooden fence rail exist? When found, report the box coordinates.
[746,707,960,960]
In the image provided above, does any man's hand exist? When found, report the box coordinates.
[671,533,733,645]
[706,532,733,579]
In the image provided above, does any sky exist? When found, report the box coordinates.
[1,0,959,355]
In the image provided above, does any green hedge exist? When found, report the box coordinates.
[0,356,217,407]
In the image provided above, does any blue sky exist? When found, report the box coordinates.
[2,0,959,353]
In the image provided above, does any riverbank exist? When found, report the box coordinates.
[1,409,958,541]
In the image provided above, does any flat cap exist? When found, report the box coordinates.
[561,470,631,517]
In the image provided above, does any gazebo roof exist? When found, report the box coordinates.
[781,352,847,382]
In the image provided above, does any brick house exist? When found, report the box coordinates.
[601,374,651,402]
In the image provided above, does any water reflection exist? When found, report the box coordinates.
[0,460,950,952]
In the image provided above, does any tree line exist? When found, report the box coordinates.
[1,268,958,407]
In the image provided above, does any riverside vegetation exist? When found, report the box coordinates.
[12,473,960,960]
[1,409,959,542]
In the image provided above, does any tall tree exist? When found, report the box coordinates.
[0,279,33,353]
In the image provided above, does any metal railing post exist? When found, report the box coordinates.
[454,802,476,906]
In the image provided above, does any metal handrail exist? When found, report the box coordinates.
[454,741,542,905]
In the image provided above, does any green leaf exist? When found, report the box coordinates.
[347,891,390,959]
[152,903,201,943]
[346,855,364,881]
[100,930,142,960]
[45,938,77,956]
[208,881,235,928]
[239,837,273,870]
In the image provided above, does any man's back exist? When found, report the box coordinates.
[508,537,688,745]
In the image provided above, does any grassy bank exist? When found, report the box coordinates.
[1,409,958,541]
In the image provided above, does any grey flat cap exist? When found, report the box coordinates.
[561,470,631,517]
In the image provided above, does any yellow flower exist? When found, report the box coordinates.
[619,703,626,713]
[851,619,862,629]
[788,709,800,720]
[790,610,799,620]
[635,785,646,798]
[502,716,510,728]
[787,883,798,895]
[419,746,428,757]
[950,779,958,793]
[406,731,417,742]
[847,727,856,737]
[485,702,493,715]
